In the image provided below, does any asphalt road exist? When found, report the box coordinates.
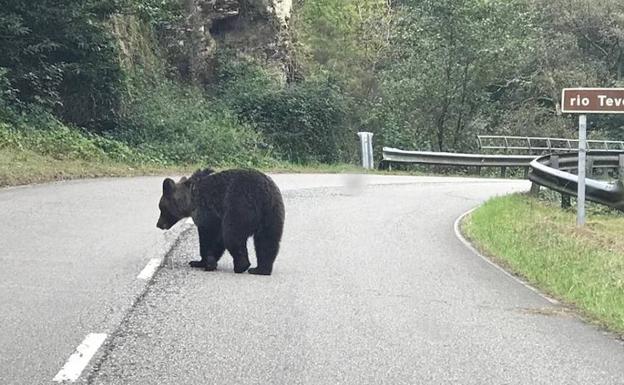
[80,177,624,384]
[0,177,176,385]
[0,173,442,384]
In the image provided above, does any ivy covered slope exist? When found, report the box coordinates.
[1,0,624,186]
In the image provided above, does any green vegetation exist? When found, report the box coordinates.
[118,76,272,166]
[463,193,624,334]
[297,0,624,154]
[211,55,355,163]
[0,115,184,186]
[1,0,624,186]
[0,146,176,187]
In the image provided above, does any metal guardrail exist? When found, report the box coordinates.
[382,147,535,168]
[381,147,624,211]
[381,147,536,177]
[528,151,624,212]
[382,147,624,172]
[478,135,624,153]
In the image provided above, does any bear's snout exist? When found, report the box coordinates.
[156,217,171,230]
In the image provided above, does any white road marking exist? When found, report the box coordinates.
[53,333,107,383]
[137,257,162,280]
[454,208,560,305]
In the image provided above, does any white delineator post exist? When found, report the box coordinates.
[357,132,374,169]
[577,114,587,227]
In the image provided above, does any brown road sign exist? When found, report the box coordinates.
[561,88,624,114]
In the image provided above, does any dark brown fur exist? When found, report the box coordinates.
[157,168,285,275]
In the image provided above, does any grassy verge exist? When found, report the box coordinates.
[264,162,376,174]
[0,121,193,187]
[0,146,386,188]
[0,149,413,188]
[0,119,421,188]
[0,147,191,187]
[462,193,624,334]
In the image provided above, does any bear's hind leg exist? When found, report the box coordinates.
[222,207,255,274]
[249,229,281,276]
[224,236,251,273]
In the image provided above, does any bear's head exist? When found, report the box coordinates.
[156,176,192,230]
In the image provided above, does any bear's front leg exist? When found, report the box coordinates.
[189,256,217,271]
[191,224,224,271]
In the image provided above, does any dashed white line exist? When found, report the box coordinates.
[137,257,162,280]
[53,333,107,383]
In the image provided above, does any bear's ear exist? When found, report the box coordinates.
[163,178,176,196]
[179,176,188,183]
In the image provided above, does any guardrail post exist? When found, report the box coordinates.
[530,182,540,196]
[500,166,507,178]
[562,194,571,209]
[357,132,374,170]
[619,154,624,181]
[551,155,570,208]
[587,157,594,178]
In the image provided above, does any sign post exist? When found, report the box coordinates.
[577,114,586,226]
[561,88,624,227]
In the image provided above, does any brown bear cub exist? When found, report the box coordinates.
[156,168,285,275]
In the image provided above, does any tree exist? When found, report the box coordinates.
[487,0,624,140]
[295,0,393,129]
[0,0,123,131]
[372,0,536,151]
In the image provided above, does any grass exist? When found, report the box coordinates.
[0,147,401,188]
[0,147,190,187]
[263,162,379,174]
[462,193,624,335]
[1,148,524,189]
[0,115,407,188]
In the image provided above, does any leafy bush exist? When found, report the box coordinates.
[213,55,355,163]
[248,78,354,164]
[116,76,272,166]
[0,108,157,164]
[0,67,15,104]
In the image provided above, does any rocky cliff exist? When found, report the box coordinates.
[184,0,294,84]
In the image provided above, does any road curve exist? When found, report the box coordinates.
[84,177,624,385]
[0,173,472,384]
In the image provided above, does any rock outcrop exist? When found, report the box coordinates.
[184,0,294,84]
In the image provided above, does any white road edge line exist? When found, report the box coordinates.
[53,333,107,383]
[137,257,163,280]
[454,207,560,305]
